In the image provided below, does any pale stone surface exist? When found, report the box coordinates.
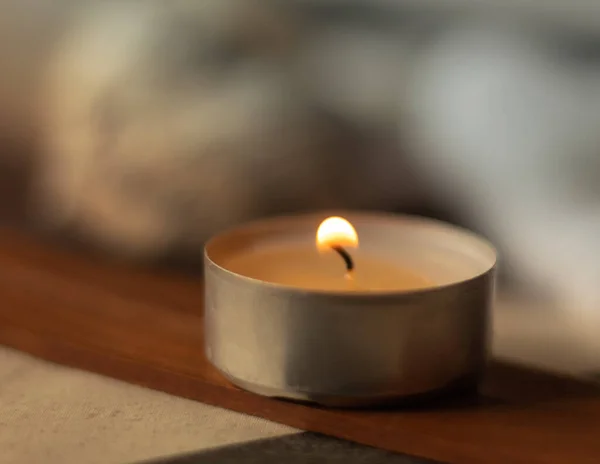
[0,348,297,464]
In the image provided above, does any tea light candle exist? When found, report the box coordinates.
[204,211,497,408]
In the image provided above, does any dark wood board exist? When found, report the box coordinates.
[1,229,600,464]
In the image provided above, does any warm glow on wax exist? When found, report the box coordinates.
[316,216,359,252]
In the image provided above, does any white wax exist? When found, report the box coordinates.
[222,244,433,292]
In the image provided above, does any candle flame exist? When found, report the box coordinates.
[316,216,359,252]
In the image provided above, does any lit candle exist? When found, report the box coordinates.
[221,216,433,292]
[204,211,497,407]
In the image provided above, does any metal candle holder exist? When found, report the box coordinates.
[204,212,496,408]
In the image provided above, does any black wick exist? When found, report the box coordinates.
[331,246,354,272]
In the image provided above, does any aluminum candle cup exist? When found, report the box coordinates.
[204,212,496,408]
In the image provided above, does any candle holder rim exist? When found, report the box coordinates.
[204,210,497,300]
[205,256,495,302]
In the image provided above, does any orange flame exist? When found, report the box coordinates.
[316,216,359,252]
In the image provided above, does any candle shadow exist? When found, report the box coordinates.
[276,374,503,413]
[276,361,600,414]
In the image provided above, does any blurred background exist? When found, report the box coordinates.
[1,0,600,373]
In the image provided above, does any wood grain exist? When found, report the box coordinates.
[1,229,599,464]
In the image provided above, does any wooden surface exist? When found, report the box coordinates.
[1,230,600,464]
